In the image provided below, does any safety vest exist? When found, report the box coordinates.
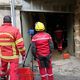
[0,23,26,60]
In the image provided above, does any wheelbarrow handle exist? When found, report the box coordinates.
[22,43,31,67]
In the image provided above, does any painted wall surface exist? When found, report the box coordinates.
[0,10,11,26]
[67,14,74,55]
[0,0,22,5]
[16,10,21,32]
[21,12,33,66]
[0,0,10,4]
[22,0,75,12]
[0,9,21,32]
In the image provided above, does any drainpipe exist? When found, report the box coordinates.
[10,0,16,26]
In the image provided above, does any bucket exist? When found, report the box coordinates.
[63,53,70,59]
[18,67,34,80]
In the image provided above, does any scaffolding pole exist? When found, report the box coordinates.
[10,0,16,26]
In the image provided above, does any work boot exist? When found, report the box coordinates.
[1,76,7,80]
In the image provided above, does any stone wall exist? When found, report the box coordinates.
[74,0,80,58]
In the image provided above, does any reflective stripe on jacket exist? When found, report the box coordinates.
[32,31,53,57]
[0,23,26,60]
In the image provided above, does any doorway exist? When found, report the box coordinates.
[21,11,74,61]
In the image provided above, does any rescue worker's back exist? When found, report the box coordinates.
[32,31,52,57]
[0,16,26,80]
[0,23,25,60]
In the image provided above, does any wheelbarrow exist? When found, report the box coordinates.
[18,43,34,80]
[18,67,34,80]
[0,67,34,80]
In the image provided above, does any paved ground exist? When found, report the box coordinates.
[53,56,80,77]
[35,74,80,80]
[34,56,80,80]
[1,56,80,80]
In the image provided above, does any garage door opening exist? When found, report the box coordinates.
[21,12,74,60]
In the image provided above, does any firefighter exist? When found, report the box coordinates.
[31,22,54,80]
[0,16,26,80]
[54,25,64,52]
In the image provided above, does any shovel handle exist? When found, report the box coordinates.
[22,43,31,67]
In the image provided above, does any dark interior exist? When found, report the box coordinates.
[31,12,71,51]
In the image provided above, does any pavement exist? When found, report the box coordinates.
[1,56,80,80]
[34,56,80,80]
[52,56,80,80]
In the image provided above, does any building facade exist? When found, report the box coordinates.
[0,0,80,60]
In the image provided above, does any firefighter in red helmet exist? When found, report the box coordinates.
[31,22,54,80]
[0,16,26,80]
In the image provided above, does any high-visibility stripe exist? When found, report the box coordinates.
[0,42,15,45]
[32,37,49,41]
[0,42,18,59]
[0,33,14,39]
[41,74,47,77]
[0,38,10,40]
[19,47,26,52]
[15,38,23,44]
[0,54,19,59]
[48,74,53,76]
[12,42,17,55]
